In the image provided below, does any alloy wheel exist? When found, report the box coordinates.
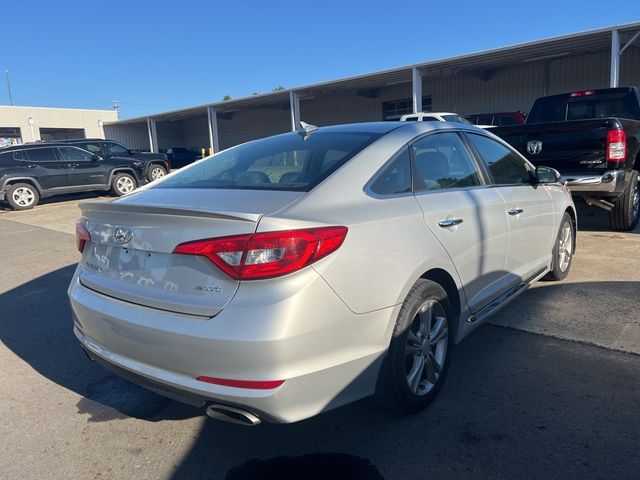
[116,176,135,194]
[12,187,35,207]
[404,299,448,396]
[557,222,573,272]
[150,167,166,180]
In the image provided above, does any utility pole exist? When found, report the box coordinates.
[5,70,14,105]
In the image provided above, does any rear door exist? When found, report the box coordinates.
[410,131,513,313]
[465,132,555,280]
[23,147,69,189]
[58,146,109,186]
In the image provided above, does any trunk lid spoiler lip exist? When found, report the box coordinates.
[78,201,262,223]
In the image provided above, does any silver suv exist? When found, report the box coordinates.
[69,122,575,425]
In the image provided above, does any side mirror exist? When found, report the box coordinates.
[535,166,561,184]
[91,154,101,161]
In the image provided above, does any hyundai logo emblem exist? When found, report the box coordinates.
[527,140,543,155]
[113,226,132,244]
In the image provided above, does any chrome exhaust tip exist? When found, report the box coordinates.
[206,404,261,426]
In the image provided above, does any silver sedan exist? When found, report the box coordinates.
[69,121,576,425]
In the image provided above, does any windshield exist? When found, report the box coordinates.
[154,131,382,191]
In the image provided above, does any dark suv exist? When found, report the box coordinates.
[0,143,146,210]
[56,139,170,182]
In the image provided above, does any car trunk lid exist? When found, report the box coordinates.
[77,189,303,317]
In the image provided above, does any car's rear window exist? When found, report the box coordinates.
[154,131,382,191]
[528,91,640,123]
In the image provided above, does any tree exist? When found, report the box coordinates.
[222,95,232,101]
[272,86,285,91]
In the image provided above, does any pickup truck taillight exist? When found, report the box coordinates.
[606,129,626,164]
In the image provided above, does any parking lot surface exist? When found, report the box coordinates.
[1,196,639,479]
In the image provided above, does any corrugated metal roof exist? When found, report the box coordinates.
[109,21,640,126]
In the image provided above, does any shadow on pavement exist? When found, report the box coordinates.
[0,265,199,422]
[170,324,640,480]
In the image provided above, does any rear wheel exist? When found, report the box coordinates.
[6,183,40,210]
[608,170,639,231]
[544,212,574,281]
[111,172,137,196]
[375,279,452,413]
[146,164,167,182]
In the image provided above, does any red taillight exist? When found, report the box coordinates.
[174,226,348,280]
[196,376,285,389]
[606,129,626,163]
[76,221,91,253]
[570,90,595,97]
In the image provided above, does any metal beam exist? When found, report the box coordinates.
[620,30,640,55]
[412,68,422,114]
[207,106,219,153]
[289,91,300,131]
[146,117,158,153]
[610,29,620,88]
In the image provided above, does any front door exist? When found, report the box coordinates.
[57,146,109,187]
[465,132,555,280]
[410,131,513,313]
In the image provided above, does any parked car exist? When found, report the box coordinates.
[465,111,526,127]
[56,139,170,182]
[69,122,575,425]
[400,112,473,124]
[492,87,640,231]
[165,147,198,169]
[0,143,145,210]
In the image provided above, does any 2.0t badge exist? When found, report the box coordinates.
[113,226,132,244]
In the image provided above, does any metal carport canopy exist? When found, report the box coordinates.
[107,21,640,149]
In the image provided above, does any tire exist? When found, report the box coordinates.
[608,170,639,231]
[375,279,453,413]
[110,172,137,196]
[146,164,167,182]
[544,212,575,281]
[6,183,40,210]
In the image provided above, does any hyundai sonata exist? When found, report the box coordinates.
[69,121,575,425]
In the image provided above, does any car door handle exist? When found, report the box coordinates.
[65,163,79,168]
[438,218,464,228]
[26,164,37,168]
[508,208,524,216]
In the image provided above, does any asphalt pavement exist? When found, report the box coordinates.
[0,197,639,479]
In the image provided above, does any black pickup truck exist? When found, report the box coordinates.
[493,87,640,231]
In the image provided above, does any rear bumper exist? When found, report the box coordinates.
[562,170,625,195]
[68,266,396,423]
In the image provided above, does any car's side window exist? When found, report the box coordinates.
[79,143,103,155]
[58,147,93,161]
[101,142,128,156]
[25,148,57,162]
[370,148,412,195]
[411,132,482,191]
[466,133,532,185]
[13,150,25,161]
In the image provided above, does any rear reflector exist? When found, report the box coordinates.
[174,226,348,280]
[196,376,285,389]
[606,129,626,163]
[76,221,91,253]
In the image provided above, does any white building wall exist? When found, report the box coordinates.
[0,106,117,142]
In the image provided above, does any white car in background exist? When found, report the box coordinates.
[401,112,493,128]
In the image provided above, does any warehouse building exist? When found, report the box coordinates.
[105,22,640,153]
[0,106,117,146]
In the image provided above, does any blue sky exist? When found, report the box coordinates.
[2,1,638,118]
